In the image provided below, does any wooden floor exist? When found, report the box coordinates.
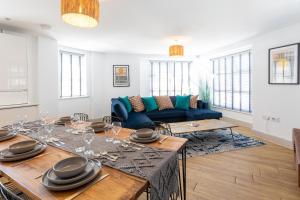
[140,126,300,200]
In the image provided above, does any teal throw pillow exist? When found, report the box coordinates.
[175,95,191,110]
[119,96,132,112]
[142,97,158,112]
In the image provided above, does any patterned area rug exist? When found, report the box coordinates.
[177,130,265,157]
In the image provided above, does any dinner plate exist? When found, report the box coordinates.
[132,132,158,141]
[93,124,109,133]
[3,143,43,158]
[0,143,47,162]
[129,133,160,144]
[47,160,95,185]
[0,132,17,142]
[42,161,101,191]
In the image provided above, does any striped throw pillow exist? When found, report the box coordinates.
[190,95,198,109]
[155,96,174,110]
[129,96,145,112]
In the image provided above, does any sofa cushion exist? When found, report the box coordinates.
[186,109,222,120]
[119,96,132,112]
[129,96,145,112]
[114,103,128,121]
[142,97,158,112]
[146,109,186,121]
[155,96,174,110]
[123,112,155,129]
[190,95,198,109]
[175,95,191,110]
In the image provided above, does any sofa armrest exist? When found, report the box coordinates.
[197,100,209,109]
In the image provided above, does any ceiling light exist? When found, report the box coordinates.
[61,0,100,28]
[169,44,184,57]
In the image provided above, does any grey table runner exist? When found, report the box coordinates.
[21,122,180,200]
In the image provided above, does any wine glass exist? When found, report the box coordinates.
[44,123,55,142]
[112,122,122,144]
[104,127,113,142]
[39,111,49,126]
[83,128,95,157]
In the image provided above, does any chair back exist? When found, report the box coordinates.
[73,113,89,121]
[0,182,26,200]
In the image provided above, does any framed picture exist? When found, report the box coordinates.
[269,43,300,84]
[113,65,130,87]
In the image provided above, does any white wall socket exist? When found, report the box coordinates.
[262,115,280,123]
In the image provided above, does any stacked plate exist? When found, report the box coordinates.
[129,128,160,143]
[55,116,72,126]
[42,156,102,191]
[90,121,108,133]
[0,140,47,161]
[0,128,17,142]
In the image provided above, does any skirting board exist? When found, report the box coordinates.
[221,117,252,128]
[253,129,293,150]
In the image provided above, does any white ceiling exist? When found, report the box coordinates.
[1,0,300,55]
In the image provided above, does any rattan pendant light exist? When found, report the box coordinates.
[169,44,184,57]
[61,0,100,28]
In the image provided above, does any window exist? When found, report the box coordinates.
[150,60,192,96]
[60,51,87,98]
[0,33,28,107]
[212,50,252,113]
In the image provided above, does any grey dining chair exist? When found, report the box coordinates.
[0,181,31,200]
[73,113,89,121]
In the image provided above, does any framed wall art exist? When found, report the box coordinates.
[113,65,130,87]
[268,43,300,84]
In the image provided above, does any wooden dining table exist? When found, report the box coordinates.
[0,128,188,200]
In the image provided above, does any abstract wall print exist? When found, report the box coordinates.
[113,65,130,87]
[269,43,299,84]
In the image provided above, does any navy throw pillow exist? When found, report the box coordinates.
[114,103,128,121]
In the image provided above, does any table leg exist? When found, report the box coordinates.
[181,146,187,200]
[229,128,235,142]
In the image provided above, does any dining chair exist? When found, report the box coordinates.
[73,113,89,121]
[0,181,31,200]
[102,116,122,125]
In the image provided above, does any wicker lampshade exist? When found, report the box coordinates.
[61,0,100,28]
[169,45,184,57]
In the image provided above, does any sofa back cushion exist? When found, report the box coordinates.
[119,96,132,112]
[155,96,174,110]
[190,95,198,109]
[175,95,191,110]
[114,102,128,120]
[142,97,158,112]
[129,96,145,112]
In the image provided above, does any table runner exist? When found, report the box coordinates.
[21,122,180,200]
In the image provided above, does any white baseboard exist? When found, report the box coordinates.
[253,129,293,150]
[221,117,252,128]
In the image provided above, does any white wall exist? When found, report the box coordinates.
[202,22,300,142]
[37,36,59,115]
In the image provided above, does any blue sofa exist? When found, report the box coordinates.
[111,96,222,130]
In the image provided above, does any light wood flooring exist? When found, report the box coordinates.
[140,126,300,200]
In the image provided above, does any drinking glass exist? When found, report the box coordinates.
[104,127,113,142]
[83,128,95,157]
[16,114,28,131]
[112,122,122,144]
[11,122,20,134]
[44,123,55,142]
[39,111,49,126]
